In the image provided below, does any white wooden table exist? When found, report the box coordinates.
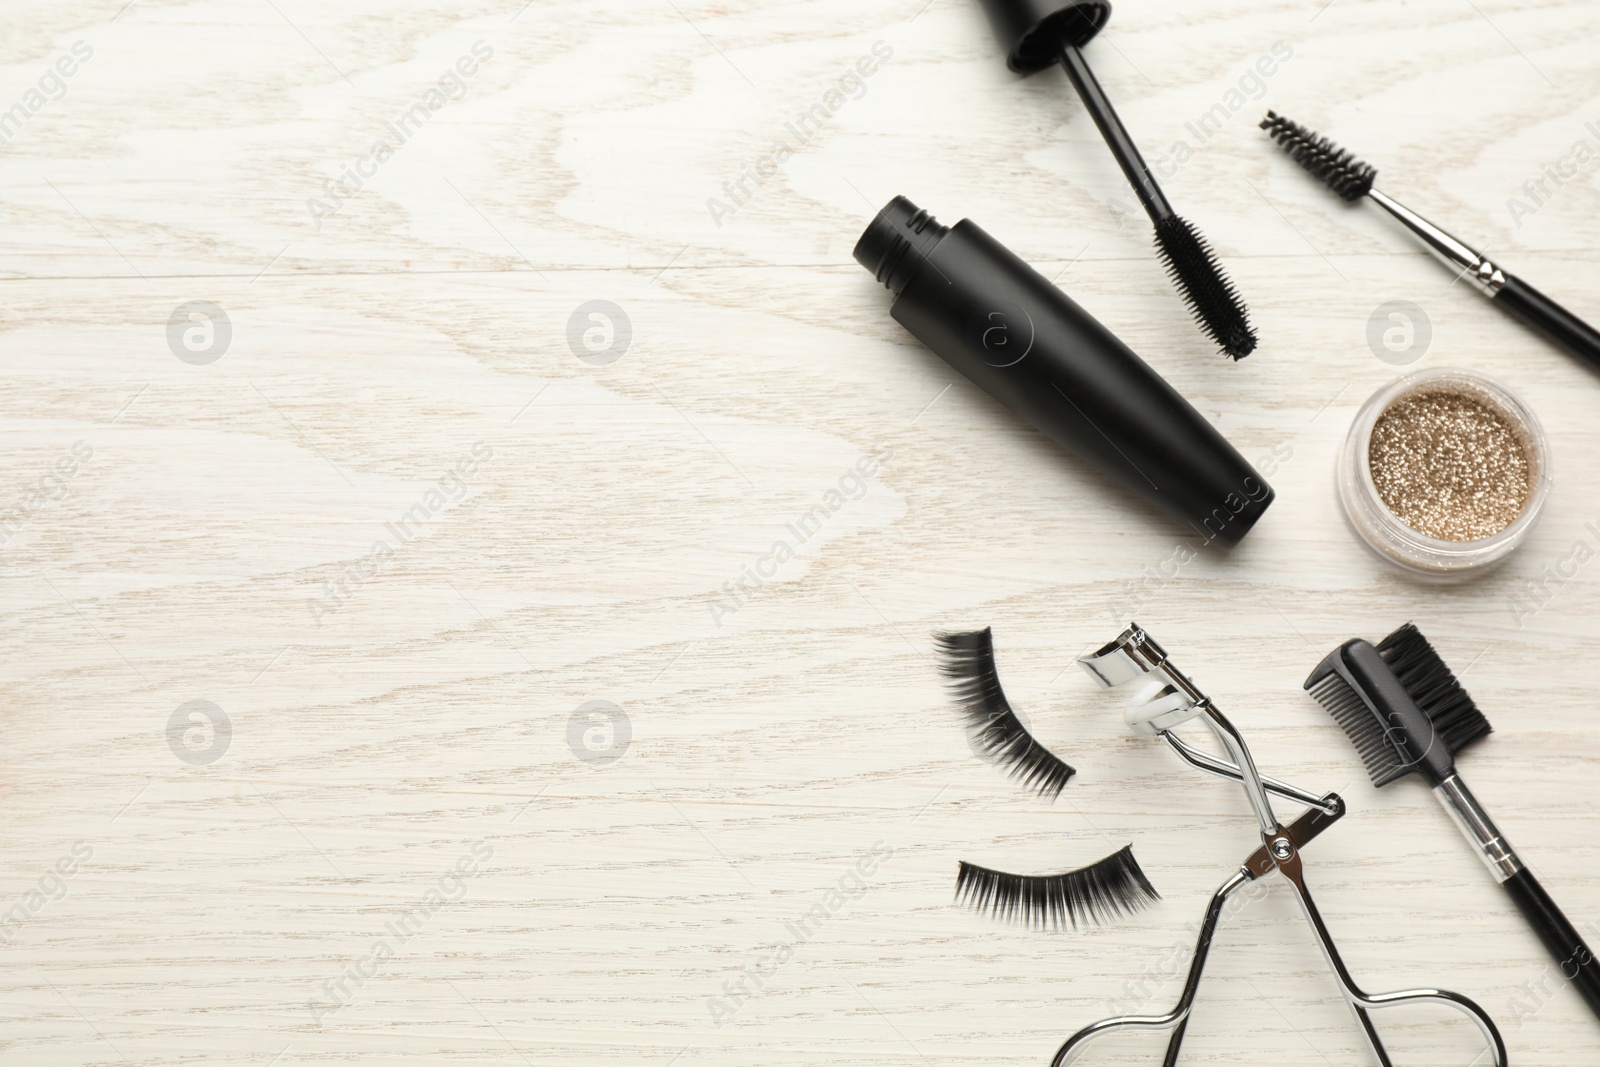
[3,1,1600,1063]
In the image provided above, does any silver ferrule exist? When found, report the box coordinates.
[1434,775,1522,882]
[1368,189,1506,296]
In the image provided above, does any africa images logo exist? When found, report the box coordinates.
[969,299,1034,368]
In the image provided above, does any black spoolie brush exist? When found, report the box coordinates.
[1307,624,1600,1023]
[977,1,1258,359]
[1261,111,1600,374]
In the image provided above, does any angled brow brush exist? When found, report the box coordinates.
[1261,111,1600,374]
[1306,624,1600,1023]
[978,1,1258,359]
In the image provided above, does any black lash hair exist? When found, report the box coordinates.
[955,845,1160,930]
[935,628,1075,800]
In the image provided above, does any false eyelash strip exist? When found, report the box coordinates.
[955,846,1160,931]
[935,628,1075,800]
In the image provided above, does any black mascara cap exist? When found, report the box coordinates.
[977,0,1111,73]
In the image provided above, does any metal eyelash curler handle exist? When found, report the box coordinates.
[1051,801,1339,1067]
[1099,646,1337,814]
[1057,625,1509,1067]
[1161,729,1339,816]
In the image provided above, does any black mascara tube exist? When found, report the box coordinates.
[855,196,1272,546]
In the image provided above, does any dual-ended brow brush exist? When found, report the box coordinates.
[977,1,1258,359]
[1261,111,1600,374]
[1306,624,1600,1022]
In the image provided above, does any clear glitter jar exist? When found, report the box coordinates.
[1337,367,1549,579]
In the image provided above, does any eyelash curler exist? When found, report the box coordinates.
[1055,624,1508,1067]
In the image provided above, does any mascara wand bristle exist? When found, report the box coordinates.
[1259,110,1377,201]
[1152,215,1258,360]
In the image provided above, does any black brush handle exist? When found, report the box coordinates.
[1494,274,1600,374]
[1436,775,1600,1023]
[1057,43,1172,225]
[1501,867,1600,1020]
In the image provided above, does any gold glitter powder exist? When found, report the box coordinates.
[1367,388,1531,541]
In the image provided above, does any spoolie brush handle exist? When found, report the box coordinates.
[1057,43,1172,224]
[1494,274,1600,375]
[1501,868,1600,1019]
[1359,189,1600,376]
[1437,774,1600,1023]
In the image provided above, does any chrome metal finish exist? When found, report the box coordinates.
[1128,681,1201,734]
[1079,626,1205,735]
[1369,188,1507,295]
[1436,774,1524,883]
[1195,703,1278,837]
[1054,851,1508,1067]
[1160,729,1340,815]
[1077,625,1276,833]
[1077,624,1170,690]
[1050,868,1252,1067]
[1057,626,1510,1067]
[1240,794,1344,880]
[1273,842,1507,1067]
[1465,256,1509,295]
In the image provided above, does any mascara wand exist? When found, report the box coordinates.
[977,1,1258,359]
[1261,111,1600,374]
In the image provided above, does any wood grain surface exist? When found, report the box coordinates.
[3,0,1600,1064]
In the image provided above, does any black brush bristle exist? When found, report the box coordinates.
[955,846,1159,931]
[1376,623,1493,756]
[935,629,1075,799]
[1306,672,1404,786]
[1152,215,1258,360]
[1259,110,1377,202]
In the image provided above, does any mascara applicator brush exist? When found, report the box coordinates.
[1260,111,1600,373]
[977,1,1258,359]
